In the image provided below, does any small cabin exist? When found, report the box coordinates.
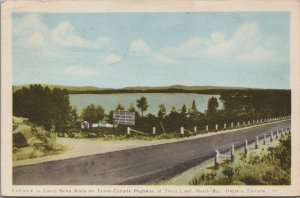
[81,121,90,129]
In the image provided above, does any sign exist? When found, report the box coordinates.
[113,111,135,125]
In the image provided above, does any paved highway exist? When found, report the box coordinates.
[13,120,290,185]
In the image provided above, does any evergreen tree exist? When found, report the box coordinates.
[81,104,105,123]
[13,84,71,130]
[206,97,219,117]
[115,103,125,111]
[181,104,187,116]
[158,104,166,118]
[70,106,78,125]
[136,96,148,117]
[190,100,198,114]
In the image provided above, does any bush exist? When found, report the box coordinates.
[189,135,291,185]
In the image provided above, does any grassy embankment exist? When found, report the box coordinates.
[158,134,291,185]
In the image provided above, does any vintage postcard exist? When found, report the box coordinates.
[1,0,300,197]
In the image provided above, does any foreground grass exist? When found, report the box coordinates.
[158,134,291,185]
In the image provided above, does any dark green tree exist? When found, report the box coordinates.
[136,96,148,117]
[13,84,71,130]
[181,104,187,116]
[170,106,177,114]
[70,106,78,125]
[128,103,136,112]
[206,97,219,118]
[50,88,72,130]
[189,100,198,114]
[158,104,166,118]
[81,104,105,123]
[115,103,125,111]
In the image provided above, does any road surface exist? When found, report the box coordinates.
[13,120,290,185]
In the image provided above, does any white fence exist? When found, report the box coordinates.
[214,127,291,167]
[126,115,290,136]
[181,115,290,136]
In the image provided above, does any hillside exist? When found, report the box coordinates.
[13,84,260,94]
[123,85,250,91]
[13,84,107,92]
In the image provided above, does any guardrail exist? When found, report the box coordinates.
[126,115,290,137]
[214,127,291,167]
[180,115,290,136]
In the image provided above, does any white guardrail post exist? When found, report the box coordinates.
[255,136,259,149]
[270,132,273,142]
[231,145,235,162]
[127,127,131,135]
[215,150,219,167]
[153,127,156,135]
[180,127,184,136]
[244,140,248,155]
[206,125,209,133]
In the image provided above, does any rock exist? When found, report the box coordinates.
[13,133,28,147]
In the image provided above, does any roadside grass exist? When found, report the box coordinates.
[13,144,66,161]
[63,119,288,141]
[157,134,291,185]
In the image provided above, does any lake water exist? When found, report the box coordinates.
[70,93,222,115]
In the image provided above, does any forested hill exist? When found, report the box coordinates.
[13,84,106,93]
[12,84,274,94]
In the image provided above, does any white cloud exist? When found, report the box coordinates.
[210,32,226,44]
[106,54,122,64]
[14,14,49,38]
[165,21,281,63]
[129,39,175,64]
[207,22,259,58]
[181,36,209,49]
[51,21,97,49]
[130,39,152,53]
[14,14,49,48]
[18,31,45,48]
[14,14,112,51]
[163,36,209,59]
[239,47,276,62]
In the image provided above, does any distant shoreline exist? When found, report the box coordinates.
[12,84,290,95]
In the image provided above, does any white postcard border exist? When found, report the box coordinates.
[1,0,300,196]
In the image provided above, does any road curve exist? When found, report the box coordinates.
[13,120,290,185]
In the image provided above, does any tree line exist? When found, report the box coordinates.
[13,84,77,131]
[68,88,278,95]
[13,84,291,134]
[80,90,290,134]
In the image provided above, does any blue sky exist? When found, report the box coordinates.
[12,12,290,89]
